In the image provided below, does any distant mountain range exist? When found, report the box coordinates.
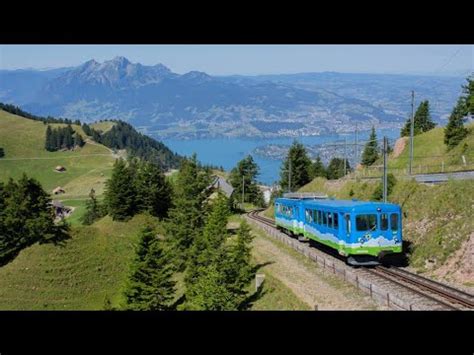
[0,57,467,139]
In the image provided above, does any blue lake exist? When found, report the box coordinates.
[161,129,400,185]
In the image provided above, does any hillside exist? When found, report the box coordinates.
[0,109,116,200]
[0,214,159,310]
[91,120,116,133]
[387,122,474,174]
[355,122,474,177]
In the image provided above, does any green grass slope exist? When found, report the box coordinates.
[0,109,116,199]
[0,214,159,310]
[388,122,474,175]
[91,121,116,133]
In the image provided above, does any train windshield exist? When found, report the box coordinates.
[356,214,377,231]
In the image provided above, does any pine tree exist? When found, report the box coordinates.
[229,155,262,206]
[104,159,137,221]
[400,100,436,137]
[361,126,379,167]
[186,193,230,285]
[444,98,469,150]
[467,77,474,115]
[279,141,312,192]
[183,263,236,311]
[0,174,69,265]
[326,157,351,180]
[309,155,326,179]
[135,161,172,218]
[371,173,397,201]
[80,189,105,225]
[45,126,55,151]
[444,76,473,149]
[74,133,85,148]
[63,125,74,149]
[220,221,255,308]
[165,154,212,269]
[125,227,176,310]
[82,123,92,136]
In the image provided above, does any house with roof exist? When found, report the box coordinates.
[207,175,234,199]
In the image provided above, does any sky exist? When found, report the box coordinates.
[0,45,472,76]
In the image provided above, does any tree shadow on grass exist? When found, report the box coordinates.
[238,261,274,310]
[0,224,72,267]
[40,223,72,247]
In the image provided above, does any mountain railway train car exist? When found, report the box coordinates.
[275,196,403,266]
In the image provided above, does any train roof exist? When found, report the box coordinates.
[275,197,401,211]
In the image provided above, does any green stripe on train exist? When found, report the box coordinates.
[275,221,401,257]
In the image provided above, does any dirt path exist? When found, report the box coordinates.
[251,228,383,310]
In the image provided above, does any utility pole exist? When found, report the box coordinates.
[383,136,388,203]
[409,90,415,175]
[242,174,245,208]
[343,137,347,177]
[288,155,292,193]
[355,123,358,164]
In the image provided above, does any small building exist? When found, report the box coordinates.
[207,175,234,198]
[51,200,72,219]
[55,165,66,172]
[52,186,65,195]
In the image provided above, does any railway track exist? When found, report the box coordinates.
[247,209,474,310]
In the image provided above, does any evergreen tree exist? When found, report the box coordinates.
[400,100,436,137]
[82,123,92,136]
[371,173,397,201]
[183,263,236,311]
[74,133,85,148]
[467,76,474,115]
[0,147,4,158]
[279,141,312,192]
[184,210,255,311]
[0,174,69,265]
[444,98,469,150]
[45,126,52,151]
[220,221,254,308]
[80,189,105,225]
[326,157,351,180]
[229,155,263,206]
[361,126,379,167]
[63,125,74,149]
[104,159,137,221]
[135,161,172,218]
[186,193,230,286]
[444,76,473,149]
[309,155,326,179]
[165,154,212,269]
[124,227,176,310]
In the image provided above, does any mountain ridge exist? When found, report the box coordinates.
[0,57,466,139]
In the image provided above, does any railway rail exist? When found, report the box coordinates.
[247,209,474,310]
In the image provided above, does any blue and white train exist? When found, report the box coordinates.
[274,195,403,265]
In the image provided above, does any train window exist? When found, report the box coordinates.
[317,210,321,225]
[356,214,377,231]
[334,213,339,229]
[322,211,328,226]
[327,212,333,229]
[345,214,351,234]
[390,214,399,231]
[381,213,389,230]
[305,209,312,223]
